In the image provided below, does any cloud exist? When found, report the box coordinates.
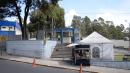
[5,17,30,24]
[65,9,79,27]
[96,9,130,28]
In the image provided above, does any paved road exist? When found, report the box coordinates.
[0,59,88,73]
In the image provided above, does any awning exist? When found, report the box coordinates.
[66,43,78,47]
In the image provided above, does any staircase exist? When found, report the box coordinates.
[51,43,72,59]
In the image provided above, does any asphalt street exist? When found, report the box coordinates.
[0,59,88,73]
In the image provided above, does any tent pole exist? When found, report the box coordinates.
[102,43,103,60]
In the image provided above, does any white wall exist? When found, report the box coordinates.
[6,40,57,59]
[15,28,22,35]
[90,43,114,60]
[102,44,114,60]
[6,40,44,58]
[43,40,57,59]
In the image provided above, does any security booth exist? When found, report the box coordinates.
[72,45,90,66]
[52,28,80,44]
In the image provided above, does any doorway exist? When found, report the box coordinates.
[92,47,100,58]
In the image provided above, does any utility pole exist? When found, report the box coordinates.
[129,23,130,51]
[125,20,130,50]
[51,18,54,40]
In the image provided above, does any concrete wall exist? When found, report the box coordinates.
[111,40,129,49]
[90,43,114,60]
[6,40,57,59]
[6,40,44,58]
[43,40,57,59]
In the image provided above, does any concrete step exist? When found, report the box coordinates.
[51,55,72,58]
[51,58,71,60]
[51,43,73,58]
[52,53,72,56]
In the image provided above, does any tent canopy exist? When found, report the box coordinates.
[80,31,112,44]
[66,43,78,47]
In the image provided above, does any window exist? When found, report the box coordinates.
[1,26,8,31]
[2,26,6,28]
[9,26,14,31]
[92,47,100,58]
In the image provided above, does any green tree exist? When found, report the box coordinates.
[97,17,110,38]
[0,0,59,39]
[40,1,65,28]
[115,25,124,39]
[29,10,47,32]
[71,15,82,28]
[81,16,92,36]
[91,19,100,32]
[29,4,65,31]
[0,0,40,39]
[29,2,64,38]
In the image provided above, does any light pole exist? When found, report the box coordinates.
[128,23,130,50]
[125,20,130,50]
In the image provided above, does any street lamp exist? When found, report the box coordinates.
[124,20,130,50]
[128,23,130,50]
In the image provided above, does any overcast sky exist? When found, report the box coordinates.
[59,0,130,28]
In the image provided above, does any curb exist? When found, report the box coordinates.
[0,57,98,73]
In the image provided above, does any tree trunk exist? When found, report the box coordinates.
[14,1,24,39]
[51,18,54,39]
[23,2,30,40]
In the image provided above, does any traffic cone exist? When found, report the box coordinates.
[79,64,83,73]
[32,58,36,67]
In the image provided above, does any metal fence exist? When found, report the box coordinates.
[91,55,130,70]
[8,49,43,58]
[114,55,130,61]
[91,60,130,70]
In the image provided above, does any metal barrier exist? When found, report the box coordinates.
[91,60,130,70]
[0,47,43,58]
[7,49,43,58]
[114,55,130,61]
[91,55,130,70]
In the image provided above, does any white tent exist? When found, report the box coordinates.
[79,31,114,60]
[66,43,78,47]
[80,31,111,44]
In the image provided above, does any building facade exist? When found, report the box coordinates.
[0,20,21,36]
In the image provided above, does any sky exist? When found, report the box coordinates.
[5,0,130,28]
[59,0,130,28]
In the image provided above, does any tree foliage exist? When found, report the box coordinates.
[29,2,65,32]
[0,0,60,39]
[71,16,126,40]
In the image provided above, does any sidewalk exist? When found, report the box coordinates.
[0,55,130,73]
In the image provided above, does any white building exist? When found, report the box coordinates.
[79,32,114,60]
[0,20,22,35]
